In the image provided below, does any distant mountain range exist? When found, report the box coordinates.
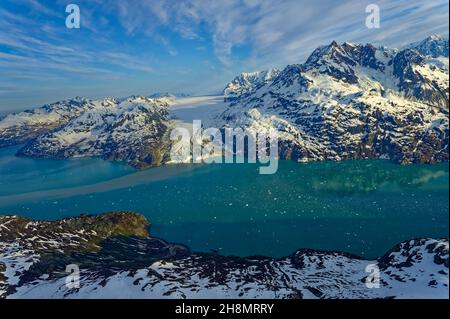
[1,212,448,299]
[147,92,191,99]
[0,35,448,167]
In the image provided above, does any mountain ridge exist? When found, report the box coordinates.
[0,35,448,167]
[1,96,175,169]
[218,35,449,164]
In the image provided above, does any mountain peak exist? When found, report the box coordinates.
[304,40,358,67]
[409,35,449,58]
[218,34,448,166]
[426,34,448,41]
[330,40,339,47]
[223,68,280,99]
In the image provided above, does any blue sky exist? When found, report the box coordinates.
[0,0,448,111]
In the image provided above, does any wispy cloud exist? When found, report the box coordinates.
[92,0,449,68]
[0,4,156,80]
[0,0,448,110]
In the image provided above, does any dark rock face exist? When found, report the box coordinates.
[360,44,386,71]
[304,42,387,82]
[305,41,359,84]
[393,49,448,108]
[0,212,448,299]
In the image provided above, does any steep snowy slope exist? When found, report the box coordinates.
[17,96,174,169]
[223,68,280,101]
[409,34,449,58]
[0,97,95,148]
[219,36,449,164]
[0,212,447,299]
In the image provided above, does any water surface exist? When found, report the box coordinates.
[0,146,448,258]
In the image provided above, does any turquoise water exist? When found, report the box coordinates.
[0,146,448,258]
[0,146,135,196]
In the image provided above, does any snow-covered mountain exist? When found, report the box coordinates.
[219,35,449,164]
[148,92,191,99]
[0,97,94,148]
[0,212,447,299]
[0,35,448,167]
[15,96,174,169]
[409,34,449,58]
[223,68,280,100]
[0,96,175,169]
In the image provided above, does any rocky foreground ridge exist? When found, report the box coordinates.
[0,212,448,299]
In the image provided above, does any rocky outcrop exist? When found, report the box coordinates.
[409,35,449,58]
[0,212,149,250]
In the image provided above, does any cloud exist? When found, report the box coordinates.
[0,4,157,77]
[0,0,448,110]
[100,52,155,72]
[97,0,448,68]
[20,0,61,17]
[6,0,446,70]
